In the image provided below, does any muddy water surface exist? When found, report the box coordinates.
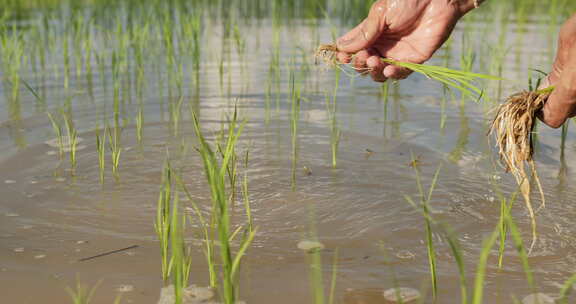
[1,2,576,303]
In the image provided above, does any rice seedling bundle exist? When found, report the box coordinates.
[315,44,500,97]
[489,88,553,252]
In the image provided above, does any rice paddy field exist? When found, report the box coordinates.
[2,0,576,303]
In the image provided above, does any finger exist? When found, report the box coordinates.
[537,75,552,90]
[337,52,352,64]
[337,1,387,53]
[383,65,413,80]
[540,92,572,128]
[353,50,371,73]
[540,48,576,128]
[367,55,387,82]
[539,69,561,90]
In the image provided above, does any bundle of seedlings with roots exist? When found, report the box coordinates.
[489,88,553,252]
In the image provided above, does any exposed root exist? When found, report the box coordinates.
[489,89,552,253]
[314,44,371,76]
[315,44,340,66]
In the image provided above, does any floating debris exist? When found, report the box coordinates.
[5,213,19,217]
[157,285,216,304]
[44,136,84,149]
[116,284,134,293]
[395,250,415,260]
[297,240,325,252]
[13,248,24,253]
[521,293,555,304]
[55,177,66,182]
[78,245,138,262]
[382,287,421,303]
[4,180,16,184]
[34,254,46,259]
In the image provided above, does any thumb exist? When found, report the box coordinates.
[337,3,387,53]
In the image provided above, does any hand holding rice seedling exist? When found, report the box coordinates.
[315,43,499,98]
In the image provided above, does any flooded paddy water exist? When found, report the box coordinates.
[1,1,576,303]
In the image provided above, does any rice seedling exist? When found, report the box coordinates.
[82,27,94,88]
[271,9,282,113]
[155,160,194,304]
[290,67,302,190]
[174,172,218,288]
[218,52,226,95]
[305,246,340,304]
[63,111,79,172]
[326,70,341,169]
[504,204,535,289]
[191,108,256,304]
[169,96,185,137]
[107,126,122,178]
[62,32,71,92]
[309,241,325,304]
[47,112,64,160]
[242,149,253,233]
[440,86,450,130]
[155,161,173,283]
[132,22,150,104]
[96,125,107,184]
[232,21,246,61]
[327,249,339,304]
[404,156,441,299]
[65,278,101,304]
[169,194,193,304]
[557,273,576,304]
[303,201,339,304]
[560,119,569,158]
[489,87,553,252]
[0,25,25,112]
[448,105,471,162]
[134,99,144,143]
[186,11,202,89]
[471,227,500,304]
[315,44,500,98]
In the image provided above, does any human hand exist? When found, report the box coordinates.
[336,0,467,82]
[540,14,576,128]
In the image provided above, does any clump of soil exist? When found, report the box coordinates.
[489,89,552,252]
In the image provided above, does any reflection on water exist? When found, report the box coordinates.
[1,1,576,303]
